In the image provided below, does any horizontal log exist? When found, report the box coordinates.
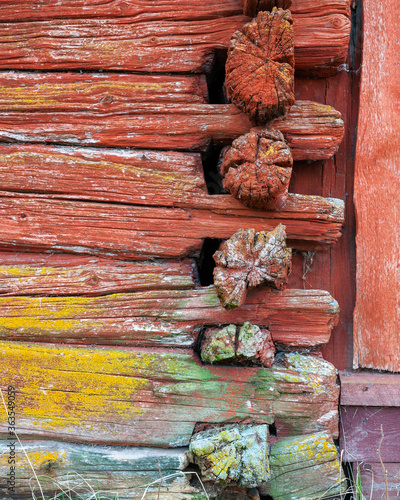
[340,407,400,462]
[0,286,339,348]
[0,345,339,444]
[0,441,197,500]
[0,80,344,158]
[291,0,351,17]
[0,6,350,75]
[340,371,400,406]
[261,432,346,500]
[0,190,344,256]
[0,256,196,297]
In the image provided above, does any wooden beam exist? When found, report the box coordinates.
[0,4,350,75]
[0,345,339,444]
[291,0,351,17]
[340,407,400,463]
[0,441,197,499]
[0,286,339,348]
[0,74,344,157]
[340,371,400,406]
[353,0,400,371]
[0,190,344,256]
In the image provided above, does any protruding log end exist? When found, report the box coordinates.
[201,322,275,367]
[226,9,295,124]
[189,424,270,487]
[220,128,293,211]
[213,225,292,310]
[240,0,292,17]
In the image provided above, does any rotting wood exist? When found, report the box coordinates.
[213,225,292,310]
[340,407,400,463]
[240,0,292,17]
[0,345,339,444]
[339,371,400,407]
[0,9,350,75]
[0,256,196,297]
[260,431,346,499]
[0,286,339,348]
[220,129,293,211]
[201,322,275,367]
[0,441,198,500]
[0,85,344,158]
[226,9,294,123]
[0,191,344,257]
[190,424,270,487]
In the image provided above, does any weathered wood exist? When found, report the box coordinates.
[0,441,198,500]
[226,9,295,123]
[340,407,400,463]
[190,424,270,487]
[0,256,196,297]
[353,462,400,500]
[261,432,346,499]
[0,82,343,158]
[220,129,293,211]
[0,287,339,348]
[201,322,275,367]
[353,0,400,371]
[240,0,292,17]
[0,7,350,75]
[291,0,351,17]
[213,226,292,310]
[0,346,339,444]
[0,190,344,257]
[340,371,400,406]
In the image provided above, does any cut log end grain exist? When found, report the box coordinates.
[226,9,295,124]
[240,0,293,17]
[213,225,292,310]
[220,128,293,211]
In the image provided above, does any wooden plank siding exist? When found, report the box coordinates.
[353,0,400,371]
[0,1,350,75]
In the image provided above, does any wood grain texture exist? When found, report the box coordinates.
[0,73,344,157]
[340,371,400,406]
[0,190,344,257]
[353,0,400,371]
[340,407,400,462]
[355,463,400,500]
[0,441,197,500]
[0,4,350,75]
[0,286,339,348]
[0,346,340,444]
[291,0,351,17]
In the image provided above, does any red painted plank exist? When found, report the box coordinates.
[353,0,400,371]
[340,407,400,462]
[355,463,400,500]
[340,372,400,406]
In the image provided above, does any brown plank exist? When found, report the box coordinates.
[340,407,400,462]
[353,0,400,371]
[0,78,344,158]
[0,5,350,75]
[0,255,196,297]
[0,286,339,348]
[0,345,339,444]
[0,190,344,257]
[340,371,400,406]
[355,463,400,500]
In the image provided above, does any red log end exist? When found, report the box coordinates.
[220,128,293,211]
[226,9,295,124]
[213,225,292,310]
[240,0,293,17]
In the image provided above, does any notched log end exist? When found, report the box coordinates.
[213,225,292,310]
[220,128,293,211]
[189,424,270,487]
[201,322,275,367]
[240,0,292,17]
[226,9,295,124]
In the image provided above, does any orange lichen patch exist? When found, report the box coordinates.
[220,128,293,210]
[226,9,295,124]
